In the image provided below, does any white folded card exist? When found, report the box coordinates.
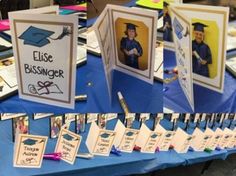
[170,4,229,111]
[55,129,82,165]
[190,128,213,151]
[86,122,116,156]
[13,134,48,168]
[9,6,77,108]
[93,4,157,99]
[113,120,139,153]
[171,127,193,153]
[155,124,175,151]
[205,128,223,150]
[135,123,162,153]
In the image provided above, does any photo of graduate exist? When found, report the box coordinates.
[163,1,173,42]
[12,116,29,142]
[120,23,143,69]
[192,22,212,77]
[50,116,63,138]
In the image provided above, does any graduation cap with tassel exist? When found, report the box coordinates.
[18,26,72,47]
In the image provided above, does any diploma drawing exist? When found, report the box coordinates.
[28,81,63,95]
[18,26,72,47]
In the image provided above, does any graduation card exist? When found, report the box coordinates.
[170,4,229,111]
[135,123,162,153]
[55,129,82,165]
[9,7,77,109]
[86,122,116,156]
[13,134,48,168]
[93,5,157,98]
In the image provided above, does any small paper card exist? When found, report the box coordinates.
[190,128,212,151]
[0,113,26,120]
[55,129,81,165]
[136,123,162,153]
[139,113,150,122]
[13,134,48,168]
[93,5,157,98]
[219,128,233,149]
[33,113,54,120]
[113,120,139,153]
[228,129,236,148]
[171,127,193,153]
[155,124,175,151]
[0,57,18,100]
[86,122,116,156]
[205,128,223,150]
[86,113,99,123]
[9,6,77,108]
[170,4,229,111]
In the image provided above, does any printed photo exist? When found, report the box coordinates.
[12,116,29,142]
[50,116,64,138]
[75,114,86,133]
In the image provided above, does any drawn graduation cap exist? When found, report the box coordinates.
[150,133,158,139]
[62,134,74,141]
[126,131,135,136]
[18,26,55,47]
[164,2,169,7]
[100,132,111,138]
[192,22,208,32]
[22,138,38,146]
[19,26,71,47]
[125,23,138,31]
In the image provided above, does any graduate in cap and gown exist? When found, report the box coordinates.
[163,2,173,42]
[120,23,143,69]
[192,22,212,77]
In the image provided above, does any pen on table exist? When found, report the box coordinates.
[75,94,87,101]
[76,153,94,159]
[117,91,130,116]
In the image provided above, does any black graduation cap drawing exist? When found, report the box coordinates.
[22,138,38,146]
[100,132,111,138]
[18,26,72,48]
[63,133,74,141]
[150,133,158,139]
[192,22,208,32]
[125,23,138,31]
[126,131,134,136]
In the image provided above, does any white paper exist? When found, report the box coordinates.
[9,10,77,109]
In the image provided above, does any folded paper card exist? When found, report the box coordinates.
[170,4,229,111]
[190,127,212,151]
[155,123,175,151]
[171,127,193,153]
[55,128,81,164]
[86,122,116,156]
[0,113,26,120]
[113,120,139,153]
[13,134,48,168]
[93,5,157,98]
[9,6,77,108]
[136,123,162,153]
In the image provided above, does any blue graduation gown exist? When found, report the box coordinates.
[192,40,212,77]
[120,37,143,69]
[163,14,172,42]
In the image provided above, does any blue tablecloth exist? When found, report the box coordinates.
[164,49,236,113]
[1,116,236,176]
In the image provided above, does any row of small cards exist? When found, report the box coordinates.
[13,116,236,169]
